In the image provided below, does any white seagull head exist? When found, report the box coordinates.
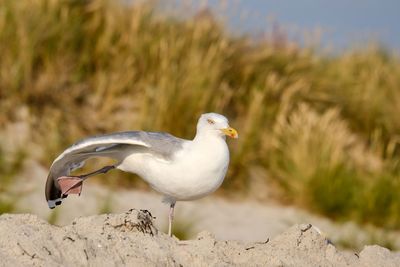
[196,113,238,139]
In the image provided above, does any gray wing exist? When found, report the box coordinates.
[45,131,185,206]
[51,131,185,175]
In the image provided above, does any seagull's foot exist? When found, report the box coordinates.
[57,176,83,196]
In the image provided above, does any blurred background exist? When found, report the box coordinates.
[1,0,400,249]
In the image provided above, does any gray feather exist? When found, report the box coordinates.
[45,131,186,203]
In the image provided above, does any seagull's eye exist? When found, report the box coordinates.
[207,119,215,125]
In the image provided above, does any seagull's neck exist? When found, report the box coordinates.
[193,131,226,144]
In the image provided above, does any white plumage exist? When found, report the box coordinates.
[45,112,238,236]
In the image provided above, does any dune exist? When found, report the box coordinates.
[0,209,398,266]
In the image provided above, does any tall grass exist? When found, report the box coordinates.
[1,0,400,229]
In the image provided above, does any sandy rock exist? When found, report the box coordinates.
[356,245,400,267]
[1,210,398,266]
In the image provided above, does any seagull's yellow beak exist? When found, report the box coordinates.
[221,127,239,139]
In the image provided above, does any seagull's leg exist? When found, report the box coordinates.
[168,202,176,237]
[78,165,116,181]
[58,165,115,196]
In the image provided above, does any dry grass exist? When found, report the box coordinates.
[1,0,400,229]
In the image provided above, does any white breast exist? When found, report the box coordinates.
[117,136,230,201]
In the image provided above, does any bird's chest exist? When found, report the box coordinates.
[147,140,230,199]
[178,139,229,176]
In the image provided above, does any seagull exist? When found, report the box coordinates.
[45,113,238,236]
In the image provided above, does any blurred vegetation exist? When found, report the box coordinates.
[0,148,26,214]
[1,0,400,230]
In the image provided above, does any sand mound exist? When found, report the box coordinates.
[0,210,398,266]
